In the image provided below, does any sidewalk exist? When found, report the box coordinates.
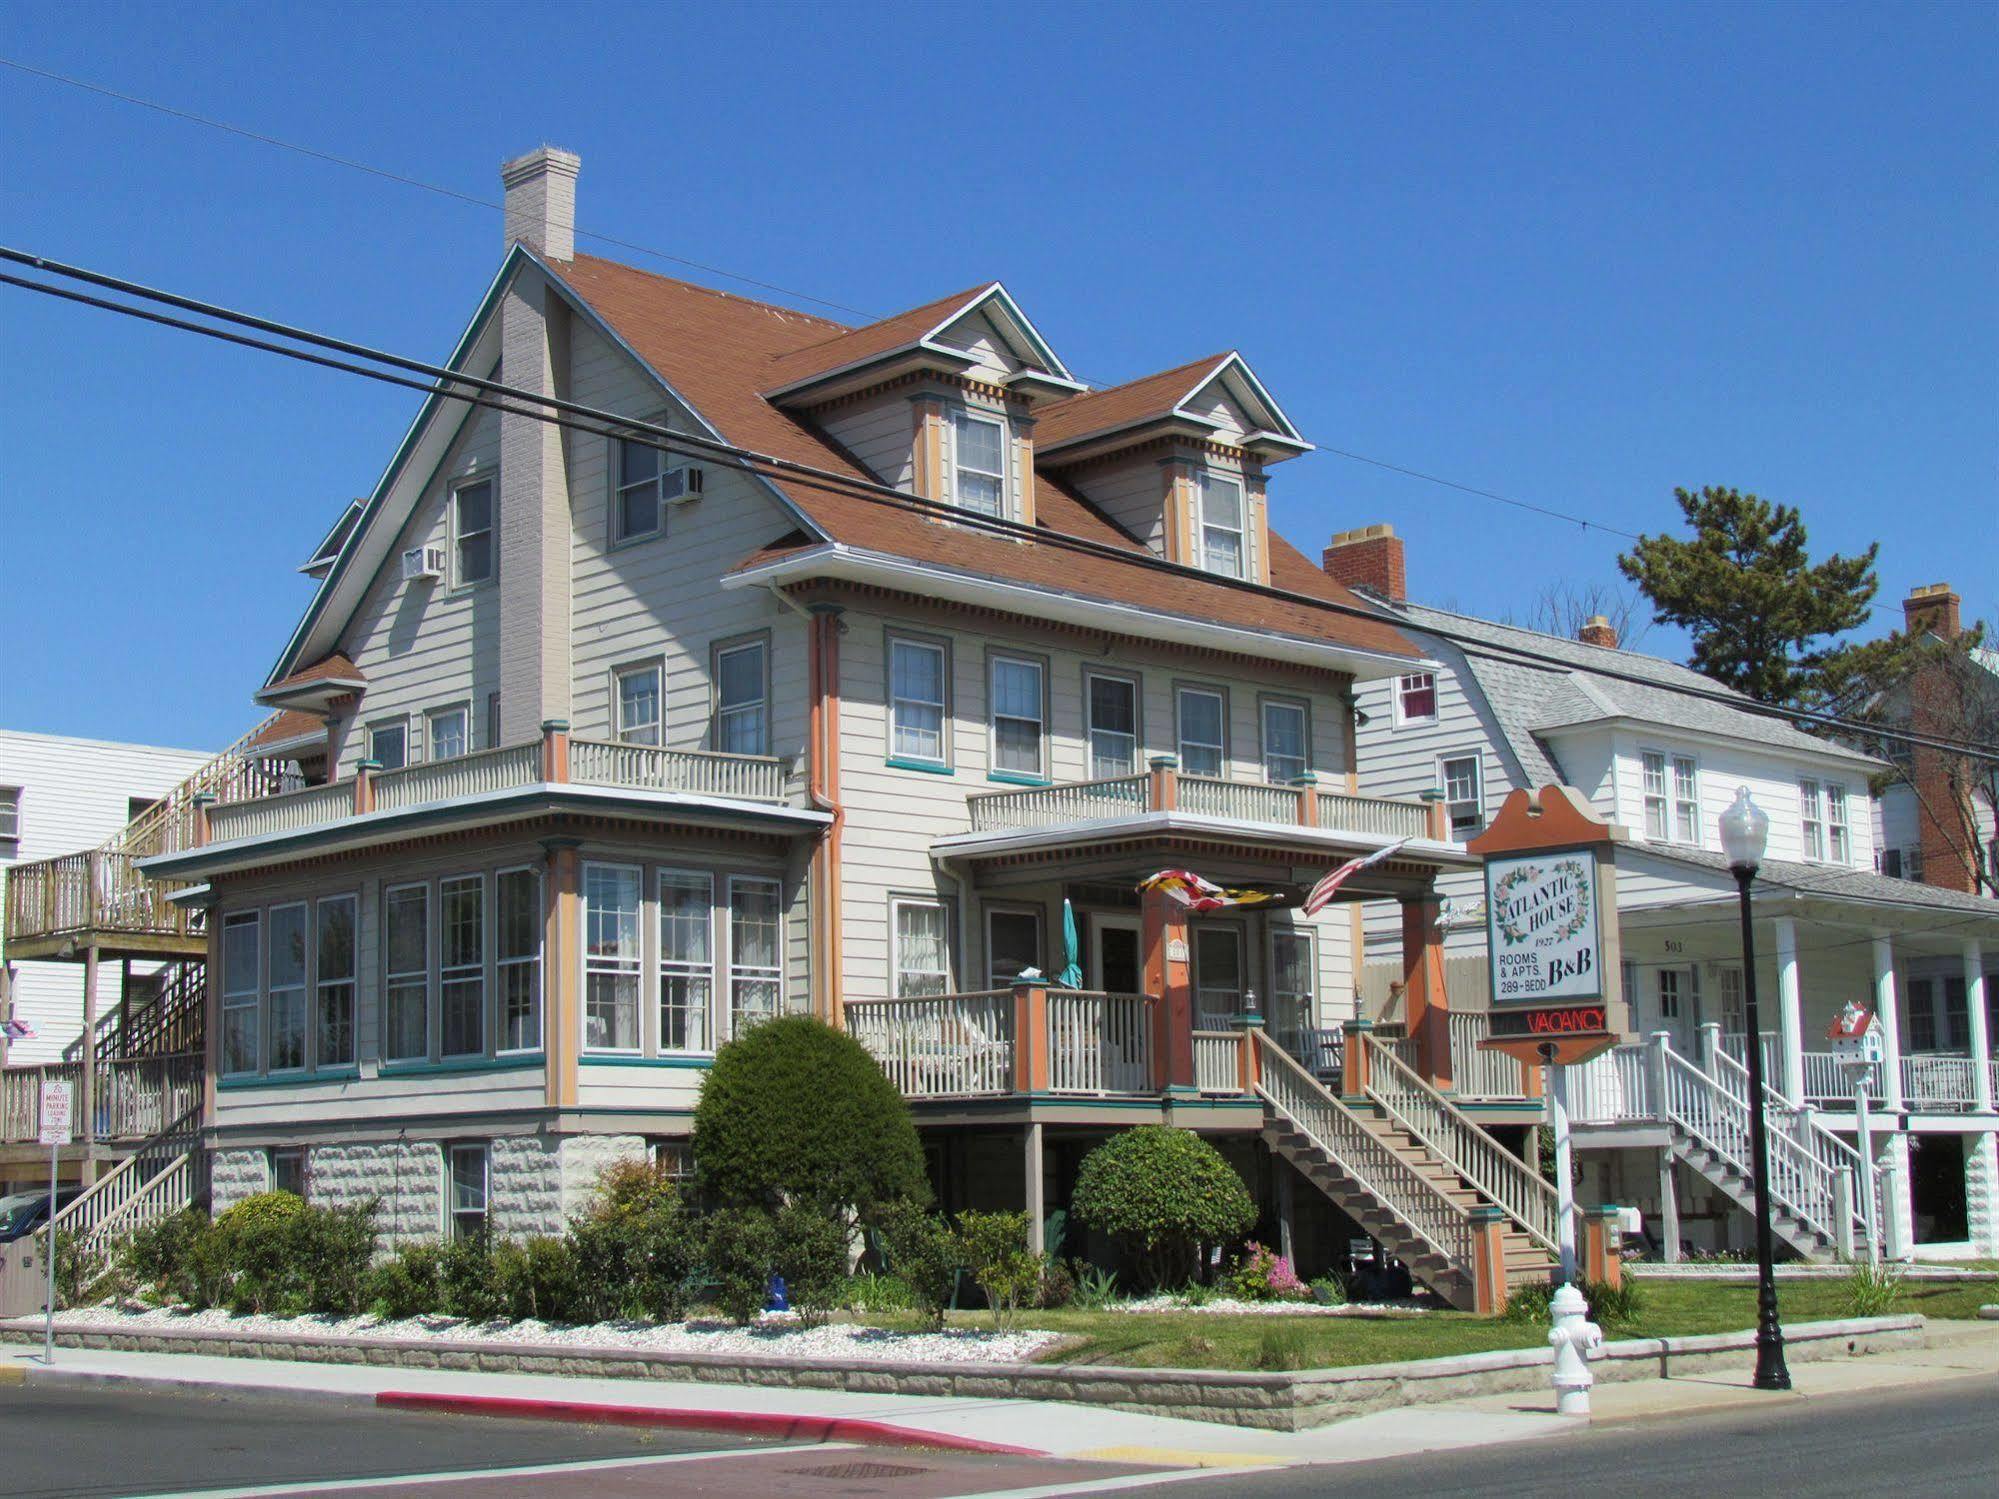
[4,1322,1992,1471]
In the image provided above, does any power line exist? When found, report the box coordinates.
[2,245,1991,767]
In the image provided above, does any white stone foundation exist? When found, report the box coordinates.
[308,1142,445,1244]
[209,1149,270,1213]
[1965,1129,1999,1256]
[558,1134,649,1221]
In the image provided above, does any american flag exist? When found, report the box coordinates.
[1302,838,1413,915]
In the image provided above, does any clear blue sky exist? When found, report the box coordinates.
[2,0,1991,749]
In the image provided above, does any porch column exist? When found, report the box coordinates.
[80,944,100,1183]
[542,839,582,1110]
[1967,941,1997,1255]
[1399,893,1451,1089]
[1965,941,1991,1112]
[1276,1161,1296,1262]
[1143,885,1194,1092]
[1873,933,1905,1112]
[1878,1132,1915,1261]
[1024,1122,1046,1256]
[1774,916,1805,1103]
[1657,1151,1681,1263]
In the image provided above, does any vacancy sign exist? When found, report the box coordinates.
[39,1083,72,1146]
[1484,850,1604,1004]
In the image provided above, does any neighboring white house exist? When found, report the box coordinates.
[0,729,212,1062]
[1336,526,1999,1260]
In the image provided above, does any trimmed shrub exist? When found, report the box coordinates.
[772,1202,850,1327]
[366,1242,444,1320]
[121,1209,208,1305]
[438,1234,507,1321]
[875,1198,959,1329]
[701,1206,780,1324]
[491,1236,581,1323]
[1070,1128,1255,1290]
[568,1159,696,1322]
[1037,1256,1076,1310]
[957,1210,1038,1330]
[295,1202,379,1316]
[205,1191,309,1314]
[693,1016,927,1223]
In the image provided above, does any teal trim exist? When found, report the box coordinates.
[986,771,1052,788]
[582,1055,715,1070]
[378,1054,545,1078]
[564,1105,697,1118]
[903,1093,1261,1112]
[887,757,954,776]
[218,1068,361,1091]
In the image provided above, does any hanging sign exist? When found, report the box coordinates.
[1485,850,1604,1004]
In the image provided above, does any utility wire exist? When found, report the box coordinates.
[2,246,1990,766]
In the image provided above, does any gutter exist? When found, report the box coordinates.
[931,811,1476,865]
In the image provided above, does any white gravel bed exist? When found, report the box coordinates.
[50,1303,1063,1365]
[1106,1294,1433,1317]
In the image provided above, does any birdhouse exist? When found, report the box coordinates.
[1826,1000,1883,1079]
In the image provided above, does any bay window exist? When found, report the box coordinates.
[221,912,260,1076]
[583,864,642,1052]
[440,875,485,1057]
[383,884,429,1062]
[659,870,714,1052]
[266,904,307,1072]
[728,877,783,1031]
[497,868,542,1052]
[315,896,357,1068]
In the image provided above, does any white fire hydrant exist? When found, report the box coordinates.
[1547,1282,1603,1417]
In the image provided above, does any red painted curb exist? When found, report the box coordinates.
[373,1391,1047,1457]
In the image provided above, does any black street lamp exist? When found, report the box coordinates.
[1719,785,1791,1391]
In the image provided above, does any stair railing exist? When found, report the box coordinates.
[1704,1043,1872,1250]
[44,1104,203,1291]
[1359,1031,1566,1252]
[1255,1032,1474,1277]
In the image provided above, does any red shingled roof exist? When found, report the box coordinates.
[1031,355,1231,451]
[761,283,996,392]
[547,255,1417,664]
[245,709,326,753]
[265,652,364,692]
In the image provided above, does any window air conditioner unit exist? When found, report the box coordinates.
[401,546,446,582]
[663,466,705,505]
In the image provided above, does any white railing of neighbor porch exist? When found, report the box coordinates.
[846,992,1014,1099]
[568,740,786,802]
[1192,1031,1242,1094]
[371,743,545,811]
[1900,1054,1982,1111]
[1047,992,1152,1094]
[1178,777,1298,824]
[1445,1012,1529,1099]
[1697,1046,1867,1250]
[1565,1043,1653,1123]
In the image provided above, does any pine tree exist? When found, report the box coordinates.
[1617,486,1882,708]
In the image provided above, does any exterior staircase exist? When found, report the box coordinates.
[1254,1032,1559,1310]
[48,1105,206,1285]
[62,960,205,1065]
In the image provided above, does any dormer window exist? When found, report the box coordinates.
[951,410,1007,517]
[1197,473,1245,578]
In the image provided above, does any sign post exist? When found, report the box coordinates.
[38,1080,71,1365]
[1467,787,1633,1288]
[1828,1001,1884,1265]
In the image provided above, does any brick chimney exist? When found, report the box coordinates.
[502,146,581,262]
[1323,524,1406,602]
[1902,582,1961,641]
[1577,615,1618,649]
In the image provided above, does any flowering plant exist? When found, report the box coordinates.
[1226,1242,1311,1302]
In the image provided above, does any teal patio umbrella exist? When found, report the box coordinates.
[1056,898,1084,989]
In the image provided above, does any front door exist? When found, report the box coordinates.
[1654,966,1700,1055]
[1090,915,1143,995]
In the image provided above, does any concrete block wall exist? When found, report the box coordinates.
[1965,1130,1999,1255]
[210,1148,270,1213]
[557,1133,649,1221]
[308,1142,445,1245]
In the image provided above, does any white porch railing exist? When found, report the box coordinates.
[1,1060,84,1143]
[1278,1024,1345,1083]
[1179,777,1299,824]
[1702,1045,1870,1251]
[1316,790,1433,840]
[845,992,1014,1099]
[1446,1012,1529,1099]
[371,743,545,811]
[1900,1054,1984,1111]
[1720,1032,1783,1087]
[1566,1043,1653,1123]
[963,767,1432,841]
[1192,1031,1243,1094]
[569,739,787,802]
[1047,992,1152,1095]
[967,775,1148,831]
[206,781,358,842]
[1362,1033,1565,1252]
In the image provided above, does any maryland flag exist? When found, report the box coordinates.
[1136,869,1285,913]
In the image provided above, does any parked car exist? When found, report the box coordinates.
[0,1188,83,1244]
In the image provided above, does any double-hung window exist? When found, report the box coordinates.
[497,868,542,1051]
[659,871,713,1052]
[952,410,1006,517]
[265,904,307,1072]
[583,864,642,1052]
[1670,755,1699,843]
[449,1144,489,1241]
[1262,700,1308,784]
[714,640,769,755]
[271,1147,307,1200]
[1198,473,1245,578]
[0,786,19,850]
[440,875,485,1058]
[616,663,662,746]
[1825,783,1851,863]
[1641,751,1670,840]
[1800,779,1826,860]
[613,437,667,545]
[453,478,494,587]
[369,721,409,772]
[1440,754,1483,839]
[1270,929,1314,1047]
[1086,673,1138,779]
[1177,687,1225,778]
[315,896,357,1068]
[728,877,783,1031]
[889,638,948,766]
[427,706,468,762]
[1195,927,1244,1029]
[384,884,430,1062]
[989,655,1045,779]
[894,898,951,998]
[1394,672,1437,725]
[986,907,1042,990]
[220,912,261,1076]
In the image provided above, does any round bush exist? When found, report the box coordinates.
[693,1016,927,1221]
[1070,1127,1255,1290]
[200,1191,309,1313]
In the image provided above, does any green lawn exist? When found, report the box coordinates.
[877,1276,1991,1372]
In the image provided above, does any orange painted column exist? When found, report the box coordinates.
[1584,1206,1624,1290]
[541,719,570,782]
[1470,1206,1511,1314]
[1143,886,1194,1092]
[1014,981,1050,1094]
[809,604,846,1027]
[1401,894,1452,1090]
[1341,1017,1373,1097]
[543,841,581,1110]
[353,759,378,815]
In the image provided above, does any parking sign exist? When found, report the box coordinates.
[38,1083,71,1146]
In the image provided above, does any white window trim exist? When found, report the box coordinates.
[220,910,261,1078]
[610,433,669,548]
[1392,672,1438,727]
[1260,696,1310,785]
[438,872,487,1060]
[712,637,771,757]
[725,874,785,1036]
[1437,753,1484,840]
[581,861,645,1056]
[1825,782,1851,864]
[314,893,359,1071]
[426,703,471,764]
[447,1143,490,1241]
[658,867,717,1056]
[382,881,432,1064]
[0,785,21,844]
[1269,926,1316,1038]
[1083,669,1141,780]
[1176,685,1228,779]
[450,475,495,590]
[495,865,543,1055]
[1670,754,1700,846]
[264,901,310,1075]
[1196,471,1247,579]
[988,651,1048,782]
[950,408,1009,518]
[367,716,410,772]
[984,903,1044,991]
[1800,778,1826,861]
[888,634,951,768]
[614,660,664,747]
[891,894,953,999]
